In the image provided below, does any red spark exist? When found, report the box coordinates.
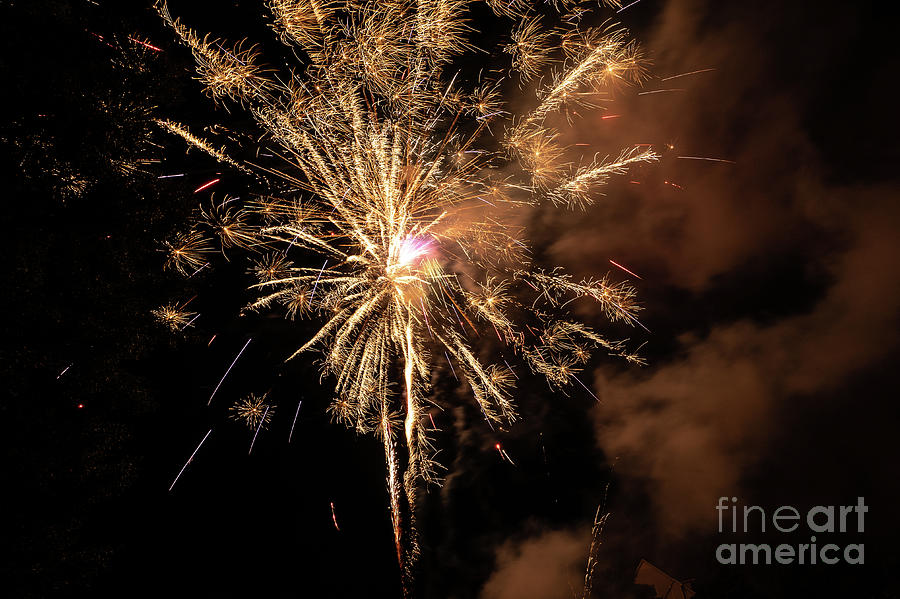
[330,502,341,531]
[609,259,642,280]
[128,36,163,52]
[193,178,221,193]
[87,31,115,49]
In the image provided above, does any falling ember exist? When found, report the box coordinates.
[495,443,516,466]
[609,259,642,280]
[181,313,201,330]
[150,1,656,593]
[208,338,251,405]
[676,155,736,164]
[56,363,73,379]
[660,67,716,82]
[616,0,646,13]
[330,502,340,532]
[572,375,601,402]
[188,262,210,278]
[128,35,163,52]
[248,405,270,454]
[288,399,302,443]
[193,178,221,193]
[169,429,213,493]
[637,88,686,95]
[308,260,327,303]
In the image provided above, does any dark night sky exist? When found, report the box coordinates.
[2,1,898,598]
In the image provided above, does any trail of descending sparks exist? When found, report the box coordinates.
[151,0,658,593]
[169,428,213,492]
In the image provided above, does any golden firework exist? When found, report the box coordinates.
[152,1,655,592]
[229,394,276,430]
[152,303,197,332]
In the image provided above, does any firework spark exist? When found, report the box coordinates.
[169,428,213,492]
[152,0,654,593]
[208,338,252,405]
[152,302,198,332]
[229,393,276,430]
[330,501,341,532]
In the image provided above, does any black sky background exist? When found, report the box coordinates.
[2,1,899,598]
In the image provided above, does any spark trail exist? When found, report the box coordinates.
[169,428,213,492]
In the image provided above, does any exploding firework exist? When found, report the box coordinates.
[151,302,197,332]
[150,0,655,593]
[229,393,277,430]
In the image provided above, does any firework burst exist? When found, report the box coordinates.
[151,0,655,593]
[151,302,197,332]
[229,393,276,430]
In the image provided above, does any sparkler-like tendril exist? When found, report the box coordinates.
[152,0,655,593]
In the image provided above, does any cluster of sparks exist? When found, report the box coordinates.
[151,0,657,592]
[229,393,276,430]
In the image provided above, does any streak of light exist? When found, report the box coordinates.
[56,364,73,380]
[676,156,736,164]
[87,31,115,49]
[609,259,641,280]
[169,428,213,492]
[495,443,515,465]
[331,501,341,531]
[193,178,221,193]
[572,375,600,402]
[188,262,210,278]
[128,36,163,52]
[444,351,458,380]
[249,405,269,454]
[309,259,328,302]
[617,0,645,12]
[660,68,715,82]
[503,359,518,379]
[182,313,201,329]
[288,399,303,443]
[208,338,252,405]
[637,88,685,95]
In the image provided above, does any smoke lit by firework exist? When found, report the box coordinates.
[150,0,657,593]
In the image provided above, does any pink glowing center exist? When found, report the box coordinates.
[397,236,433,267]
